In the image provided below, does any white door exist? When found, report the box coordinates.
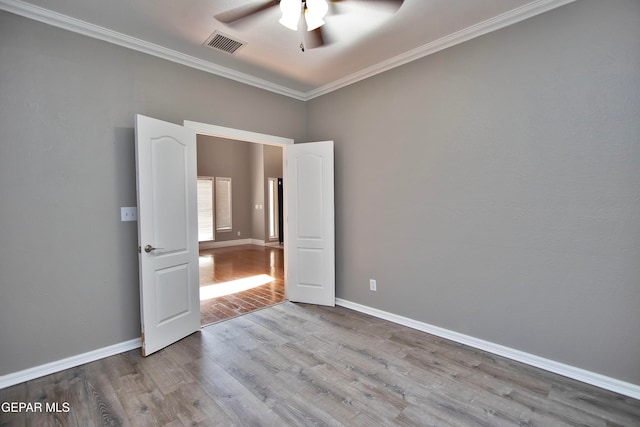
[285,141,335,306]
[135,114,200,356]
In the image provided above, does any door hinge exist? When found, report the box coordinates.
[137,246,141,253]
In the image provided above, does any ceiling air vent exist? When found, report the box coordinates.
[203,31,246,55]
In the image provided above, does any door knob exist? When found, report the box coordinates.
[144,244,162,253]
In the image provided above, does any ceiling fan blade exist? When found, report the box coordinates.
[304,27,326,49]
[214,0,279,24]
[305,23,340,49]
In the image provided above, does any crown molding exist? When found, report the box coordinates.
[0,0,308,101]
[1,0,576,101]
[305,0,577,99]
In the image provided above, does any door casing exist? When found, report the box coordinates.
[183,121,295,298]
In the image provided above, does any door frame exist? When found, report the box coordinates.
[183,120,294,298]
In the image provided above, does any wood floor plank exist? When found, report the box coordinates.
[163,382,235,426]
[2,302,638,426]
[241,306,311,342]
[269,391,347,427]
[134,349,195,396]
[82,364,130,427]
[548,383,640,426]
[0,383,27,426]
[199,245,286,325]
[186,356,283,426]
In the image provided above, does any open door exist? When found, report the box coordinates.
[135,115,200,356]
[179,120,336,307]
[286,141,335,306]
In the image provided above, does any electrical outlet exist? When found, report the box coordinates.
[369,279,377,291]
[237,231,241,236]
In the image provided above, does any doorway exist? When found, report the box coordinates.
[136,116,335,354]
[193,126,288,325]
[184,119,336,314]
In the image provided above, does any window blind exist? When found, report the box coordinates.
[215,177,232,231]
[197,178,214,241]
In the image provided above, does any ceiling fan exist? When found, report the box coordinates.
[214,0,404,52]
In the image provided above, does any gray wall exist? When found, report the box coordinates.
[196,139,283,243]
[0,11,305,375]
[307,0,640,385]
[197,136,252,242]
[1,0,639,388]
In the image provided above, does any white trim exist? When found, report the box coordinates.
[7,298,636,400]
[0,0,307,101]
[199,238,265,250]
[0,0,576,101]
[265,241,283,247]
[305,0,577,99]
[184,121,294,146]
[189,121,291,310]
[335,298,640,400]
[0,338,141,389]
[267,177,280,241]
[189,122,292,253]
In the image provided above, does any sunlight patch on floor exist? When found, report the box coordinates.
[200,274,274,301]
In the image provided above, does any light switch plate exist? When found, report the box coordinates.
[121,207,138,222]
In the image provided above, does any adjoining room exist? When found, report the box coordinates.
[196,136,285,325]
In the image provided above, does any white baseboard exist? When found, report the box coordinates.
[0,338,141,389]
[5,303,638,401]
[199,238,265,250]
[335,298,640,400]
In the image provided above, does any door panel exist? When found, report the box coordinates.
[151,137,189,252]
[286,141,335,306]
[135,114,200,356]
[155,264,190,324]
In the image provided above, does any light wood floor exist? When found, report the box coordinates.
[199,245,285,325]
[1,303,638,426]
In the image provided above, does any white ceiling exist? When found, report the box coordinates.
[1,0,576,100]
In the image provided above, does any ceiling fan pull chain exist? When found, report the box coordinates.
[300,41,305,52]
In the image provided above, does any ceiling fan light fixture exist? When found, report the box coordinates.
[279,0,301,31]
[304,0,328,31]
